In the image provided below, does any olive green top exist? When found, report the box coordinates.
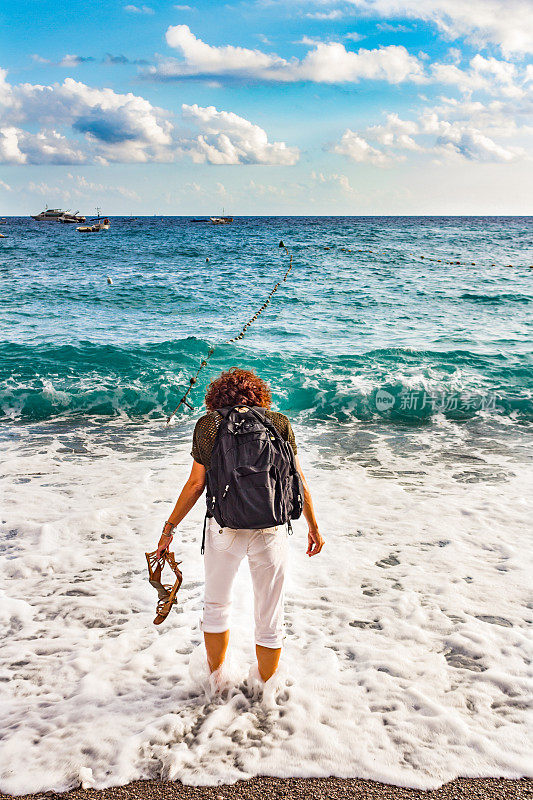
[191,409,297,470]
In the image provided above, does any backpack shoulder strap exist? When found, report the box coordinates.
[248,407,283,440]
[208,408,231,457]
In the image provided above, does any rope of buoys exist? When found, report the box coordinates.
[166,246,293,424]
[325,246,528,267]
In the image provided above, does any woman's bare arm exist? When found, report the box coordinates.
[295,454,324,557]
[156,460,206,556]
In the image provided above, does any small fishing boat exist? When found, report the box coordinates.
[77,218,110,233]
[210,208,233,224]
[77,208,110,233]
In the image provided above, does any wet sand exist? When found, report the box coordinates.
[2,776,531,800]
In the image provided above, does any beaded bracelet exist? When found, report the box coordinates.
[162,521,176,537]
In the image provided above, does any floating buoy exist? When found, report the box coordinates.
[206,257,210,263]
[471,262,475,265]
[279,240,284,248]
[107,276,113,285]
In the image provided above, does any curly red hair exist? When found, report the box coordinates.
[205,368,272,411]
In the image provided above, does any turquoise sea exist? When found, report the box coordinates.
[1,216,532,426]
[1,216,532,793]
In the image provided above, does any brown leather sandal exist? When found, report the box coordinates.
[145,550,183,625]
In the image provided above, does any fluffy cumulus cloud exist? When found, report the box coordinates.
[431,54,526,97]
[149,25,424,84]
[180,104,299,165]
[147,25,532,98]
[338,0,533,56]
[0,69,298,165]
[330,95,529,165]
[329,130,393,165]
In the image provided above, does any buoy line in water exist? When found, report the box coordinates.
[166,244,293,424]
[322,245,530,268]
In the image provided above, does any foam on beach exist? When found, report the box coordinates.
[0,419,531,794]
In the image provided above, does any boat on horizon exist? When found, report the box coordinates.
[31,207,86,223]
[60,211,86,223]
[210,208,233,224]
[77,210,110,233]
[31,207,67,221]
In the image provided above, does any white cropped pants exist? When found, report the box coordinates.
[200,518,289,649]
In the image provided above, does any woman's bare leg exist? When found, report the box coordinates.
[204,630,229,672]
[256,644,281,681]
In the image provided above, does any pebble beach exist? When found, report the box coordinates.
[3,777,532,800]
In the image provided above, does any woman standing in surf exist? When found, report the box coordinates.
[155,368,324,683]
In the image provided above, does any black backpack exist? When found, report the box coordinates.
[201,405,304,553]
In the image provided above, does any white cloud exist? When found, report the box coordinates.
[162,24,286,77]
[367,112,421,150]
[431,54,524,97]
[311,170,356,193]
[179,104,299,165]
[341,0,533,56]
[124,4,154,13]
[0,70,297,166]
[0,71,171,163]
[0,126,27,164]
[330,94,529,166]
[59,54,85,68]
[150,25,424,84]
[345,32,365,42]
[434,128,522,161]
[329,130,393,165]
[0,179,11,191]
[27,175,141,202]
[306,9,345,19]
[297,40,423,82]
[245,179,286,198]
[376,22,412,33]
[73,174,141,200]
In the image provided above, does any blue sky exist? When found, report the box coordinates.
[0,0,531,214]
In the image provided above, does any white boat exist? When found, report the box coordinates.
[210,208,233,224]
[59,211,86,223]
[31,207,66,221]
[77,216,110,233]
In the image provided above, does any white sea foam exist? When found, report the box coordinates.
[0,420,532,793]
